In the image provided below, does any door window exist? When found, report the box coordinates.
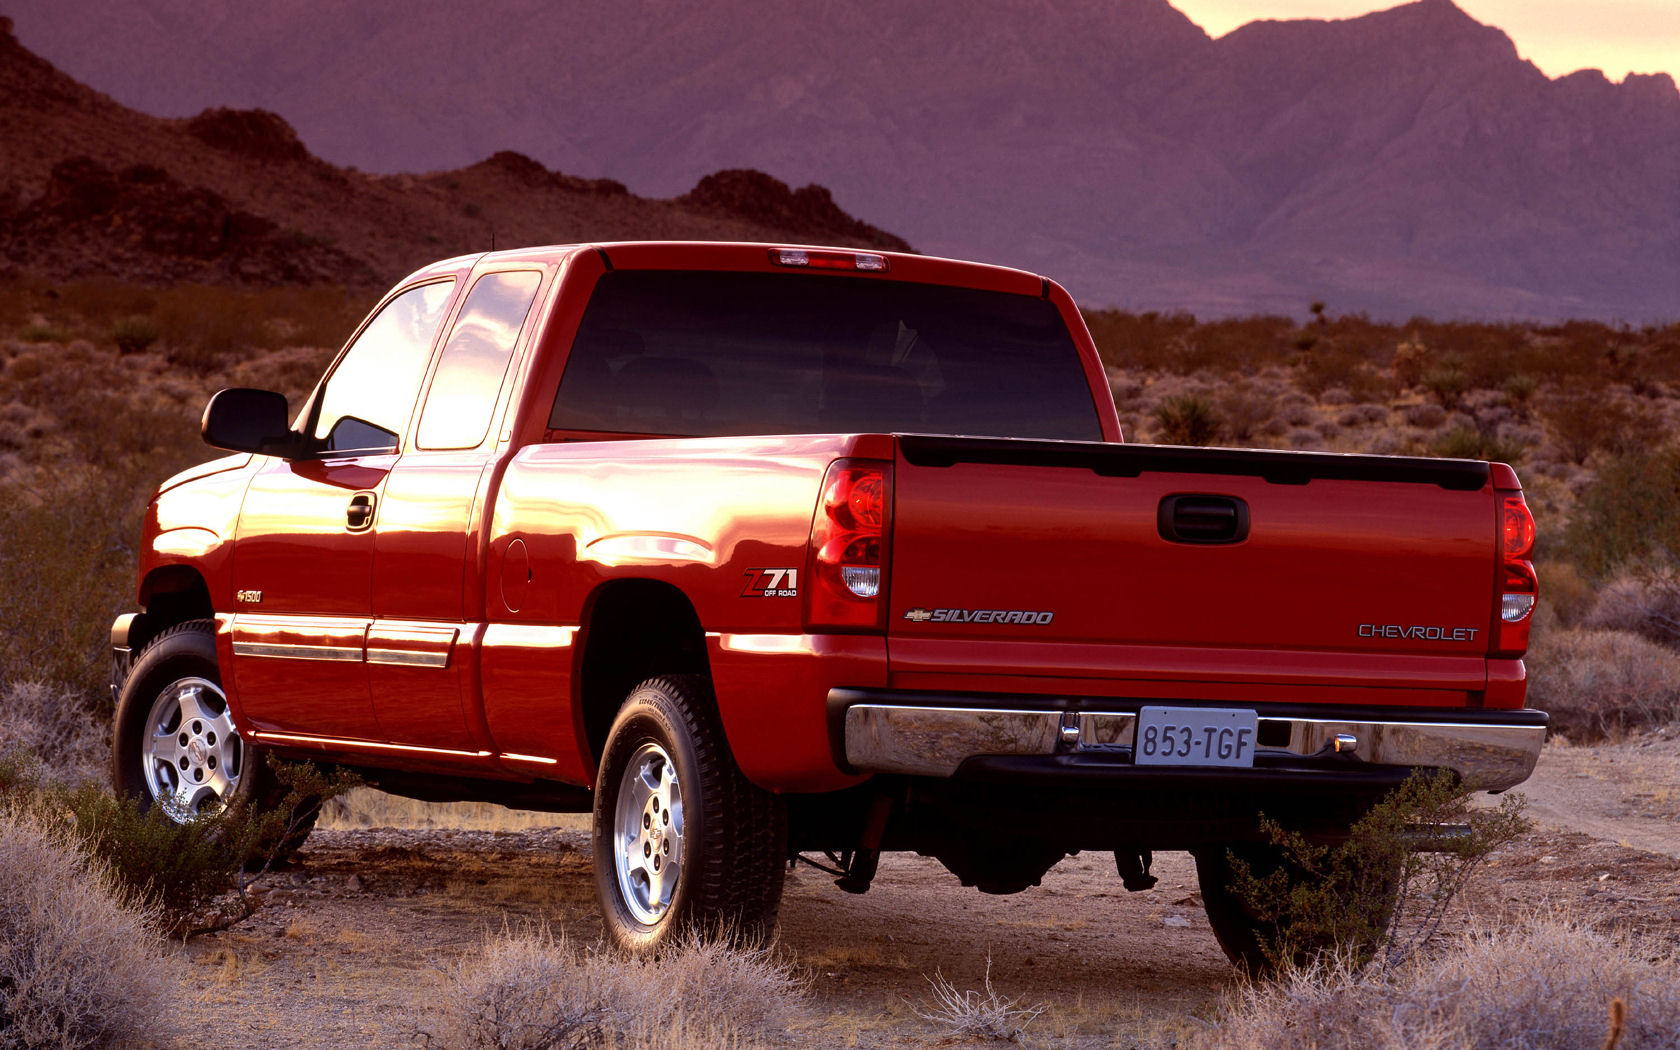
[313,280,456,453]
[415,271,543,451]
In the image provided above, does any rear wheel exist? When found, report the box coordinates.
[111,620,316,859]
[1194,841,1400,975]
[591,675,786,953]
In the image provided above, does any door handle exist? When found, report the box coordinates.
[1157,494,1249,544]
[346,492,376,531]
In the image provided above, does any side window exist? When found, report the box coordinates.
[313,281,455,453]
[415,271,543,450]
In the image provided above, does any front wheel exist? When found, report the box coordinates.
[110,620,315,858]
[591,675,786,953]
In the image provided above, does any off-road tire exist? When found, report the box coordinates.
[110,619,317,862]
[592,674,787,953]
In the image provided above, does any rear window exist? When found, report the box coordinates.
[548,271,1101,441]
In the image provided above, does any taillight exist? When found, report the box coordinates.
[1493,492,1537,654]
[806,459,891,630]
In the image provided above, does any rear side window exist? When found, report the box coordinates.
[416,270,543,450]
[314,280,455,453]
[548,271,1101,441]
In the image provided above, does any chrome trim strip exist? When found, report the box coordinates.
[365,648,450,668]
[251,730,491,759]
[843,704,1545,791]
[232,641,363,662]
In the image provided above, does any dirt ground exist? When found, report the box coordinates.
[171,735,1680,1049]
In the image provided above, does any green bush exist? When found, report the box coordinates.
[1153,393,1222,445]
[1420,365,1468,408]
[0,479,154,700]
[17,322,69,343]
[1562,445,1680,576]
[1229,771,1530,973]
[1,749,355,937]
[1427,426,1525,464]
[108,315,160,355]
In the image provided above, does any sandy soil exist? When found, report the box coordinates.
[170,736,1680,1048]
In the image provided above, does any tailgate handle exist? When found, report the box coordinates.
[1158,495,1249,545]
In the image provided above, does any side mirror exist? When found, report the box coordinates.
[201,388,300,457]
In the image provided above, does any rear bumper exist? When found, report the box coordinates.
[831,689,1546,792]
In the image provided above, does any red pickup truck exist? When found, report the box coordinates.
[109,242,1545,965]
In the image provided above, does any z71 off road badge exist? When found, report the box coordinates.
[741,569,798,598]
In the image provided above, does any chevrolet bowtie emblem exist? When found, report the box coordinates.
[903,608,934,622]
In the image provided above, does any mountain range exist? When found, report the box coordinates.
[2,0,1676,320]
[0,18,905,287]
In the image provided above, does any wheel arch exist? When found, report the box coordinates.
[576,579,711,770]
[137,566,214,640]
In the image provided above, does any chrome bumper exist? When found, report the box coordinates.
[841,704,1546,792]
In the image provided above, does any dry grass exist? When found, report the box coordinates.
[0,810,180,1050]
[421,924,809,1050]
[1196,914,1680,1050]
[0,681,105,784]
[908,957,1046,1043]
[1525,626,1680,739]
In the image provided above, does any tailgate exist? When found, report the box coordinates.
[886,436,1497,699]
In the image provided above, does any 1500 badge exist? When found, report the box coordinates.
[903,608,1055,625]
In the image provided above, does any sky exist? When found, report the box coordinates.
[1172,0,1680,82]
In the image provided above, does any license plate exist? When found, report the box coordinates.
[1134,706,1258,768]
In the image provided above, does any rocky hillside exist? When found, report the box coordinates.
[2,0,1673,319]
[0,17,908,287]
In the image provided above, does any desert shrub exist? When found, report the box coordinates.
[1538,387,1656,465]
[1390,337,1429,387]
[52,786,249,937]
[1524,626,1680,738]
[1426,426,1525,464]
[0,811,178,1050]
[1216,385,1275,444]
[1228,772,1529,973]
[421,925,808,1049]
[911,958,1044,1042]
[1196,916,1680,1050]
[1153,394,1221,445]
[2,751,353,936]
[1580,570,1680,647]
[1296,349,1387,401]
[1420,365,1468,408]
[1336,403,1388,427]
[17,323,69,344]
[1501,373,1537,417]
[108,315,159,355]
[1563,446,1680,577]
[1278,397,1315,426]
[1402,402,1447,429]
[1534,559,1595,627]
[0,478,154,699]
